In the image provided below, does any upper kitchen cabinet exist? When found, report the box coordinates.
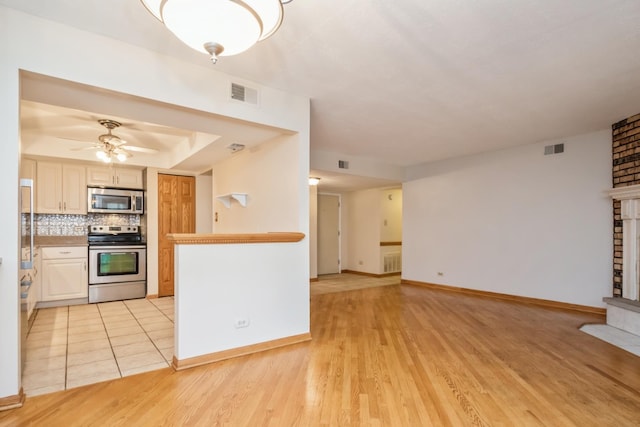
[87,166,143,189]
[36,162,86,214]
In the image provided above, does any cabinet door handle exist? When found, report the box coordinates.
[63,202,66,211]
[84,261,87,271]
[58,202,62,210]
[59,251,71,254]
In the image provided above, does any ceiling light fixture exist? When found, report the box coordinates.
[308,177,321,186]
[140,0,292,64]
[95,120,129,163]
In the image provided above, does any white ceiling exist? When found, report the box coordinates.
[4,0,640,189]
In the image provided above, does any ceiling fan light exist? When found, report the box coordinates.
[96,150,107,160]
[103,156,112,164]
[116,153,127,162]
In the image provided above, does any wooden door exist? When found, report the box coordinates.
[158,174,195,297]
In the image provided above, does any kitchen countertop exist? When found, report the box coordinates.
[35,236,87,247]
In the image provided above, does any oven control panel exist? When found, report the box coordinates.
[89,225,139,234]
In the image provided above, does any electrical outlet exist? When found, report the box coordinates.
[358,260,363,265]
[437,272,444,276]
[234,318,250,329]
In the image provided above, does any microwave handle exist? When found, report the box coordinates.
[132,195,137,211]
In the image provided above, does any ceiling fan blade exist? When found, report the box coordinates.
[99,134,126,146]
[56,136,94,143]
[70,146,101,151]
[122,145,159,153]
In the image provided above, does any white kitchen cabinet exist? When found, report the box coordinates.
[36,162,87,214]
[41,246,88,302]
[87,166,143,189]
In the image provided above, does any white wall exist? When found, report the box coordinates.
[0,6,309,400]
[195,174,213,233]
[345,189,382,274]
[403,130,612,307]
[212,135,302,233]
[175,240,308,360]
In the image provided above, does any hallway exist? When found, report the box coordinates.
[310,272,400,295]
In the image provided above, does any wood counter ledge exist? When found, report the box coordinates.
[166,232,305,245]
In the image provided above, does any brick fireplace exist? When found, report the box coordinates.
[597,114,640,341]
[611,113,640,299]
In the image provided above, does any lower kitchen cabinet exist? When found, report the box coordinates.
[41,246,88,302]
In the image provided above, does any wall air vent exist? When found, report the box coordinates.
[230,82,258,105]
[544,143,565,155]
[338,160,349,169]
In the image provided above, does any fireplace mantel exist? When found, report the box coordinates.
[607,184,640,200]
[608,185,640,301]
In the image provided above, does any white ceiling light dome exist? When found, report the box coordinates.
[140,0,286,63]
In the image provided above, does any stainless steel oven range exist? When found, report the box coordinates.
[88,225,146,303]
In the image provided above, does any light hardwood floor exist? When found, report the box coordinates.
[1,282,639,426]
[311,273,400,295]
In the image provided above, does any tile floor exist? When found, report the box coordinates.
[580,323,640,357]
[23,297,174,397]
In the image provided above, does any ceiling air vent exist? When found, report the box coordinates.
[544,143,565,155]
[227,143,245,153]
[231,82,258,105]
[338,160,349,169]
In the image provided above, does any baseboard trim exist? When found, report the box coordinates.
[0,388,25,412]
[401,279,606,316]
[341,269,401,278]
[172,333,312,371]
[146,294,159,299]
[310,277,319,282]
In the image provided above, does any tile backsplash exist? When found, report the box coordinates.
[35,214,140,236]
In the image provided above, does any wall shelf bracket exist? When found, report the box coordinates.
[216,193,248,208]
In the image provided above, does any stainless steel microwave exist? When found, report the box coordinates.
[88,187,144,214]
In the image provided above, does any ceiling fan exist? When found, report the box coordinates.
[74,119,158,163]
